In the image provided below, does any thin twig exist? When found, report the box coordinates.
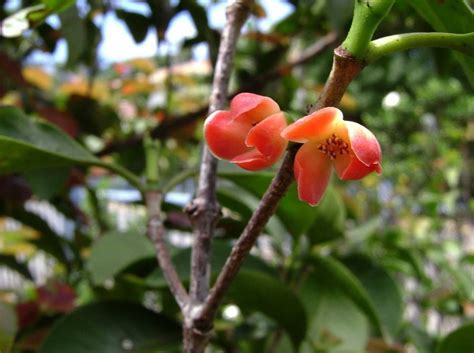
[146,190,189,310]
[184,1,254,352]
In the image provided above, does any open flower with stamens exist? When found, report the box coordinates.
[204,93,288,171]
[281,107,382,206]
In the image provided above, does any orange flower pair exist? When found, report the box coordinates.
[204,93,382,206]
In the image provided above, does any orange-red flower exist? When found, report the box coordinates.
[204,93,288,171]
[281,107,382,206]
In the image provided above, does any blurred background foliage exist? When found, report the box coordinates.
[0,0,473,352]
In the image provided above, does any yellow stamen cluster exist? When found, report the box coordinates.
[318,134,350,160]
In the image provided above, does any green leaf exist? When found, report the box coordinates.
[305,187,346,244]
[40,0,76,13]
[24,167,70,199]
[59,6,87,67]
[0,301,17,353]
[116,10,150,44]
[0,1,75,37]
[310,254,386,338]
[220,170,340,238]
[39,301,181,353]
[217,182,287,238]
[436,322,474,353]
[0,107,98,173]
[343,255,403,338]
[227,270,307,348]
[145,240,275,287]
[409,0,474,86]
[300,271,369,353]
[88,232,155,285]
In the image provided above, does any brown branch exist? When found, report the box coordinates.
[194,45,365,327]
[95,32,339,157]
[183,1,254,352]
[145,190,189,310]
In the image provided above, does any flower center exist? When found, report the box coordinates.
[317,134,350,160]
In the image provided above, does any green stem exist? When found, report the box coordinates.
[342,0,395,59]
[162,167,199,194]
[144,135,161,186]
[366,31,474,63]
[94,160,144,194]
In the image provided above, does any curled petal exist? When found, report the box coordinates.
[204,110,251,160]
[333,154,381,180]
[345,121,382,168]
[232,112,288,171]
[230,93,280,124]
[333,121,382,180]
[281,107,343,143]
[294,142,332,206]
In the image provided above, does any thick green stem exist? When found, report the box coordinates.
[342,0,395,59]
[366,31,474,63]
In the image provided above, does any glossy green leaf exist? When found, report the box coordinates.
[217,182,287,238]
[220,170,342,238]
[300,271,369,353]
[0,107,98,173]
[146,240,275,287]
[436,322,474,353]
[0,301,17,353]
[343,255,403,338]
[310,254,385,338]
[227,270,307,348]
[409,0,474,86]
[39,301,181,353]
[88,232,155,285]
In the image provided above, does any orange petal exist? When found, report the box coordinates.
[294,142,332,206]
[204,110,251,160]
[333,121,382,180]
[231,93,280,124]
[231,149,269,171]
[281,107,343,143]
[232,112,288,171]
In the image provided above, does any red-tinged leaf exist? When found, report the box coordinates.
[36,106,79,137]
[37,281,76,314]
[16,302,40,329]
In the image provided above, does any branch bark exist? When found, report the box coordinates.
[183,1,254,352]
[145,190,189,310]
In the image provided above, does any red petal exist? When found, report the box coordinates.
[281,107,343,143]
[333,121,382,180]
[231,93,280,124]
[345,121,382,167]
[333,154,382,180]
[232,112,288,171]
[231,149,269,171]
[204,110,251,160]
[294,142,332,206]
